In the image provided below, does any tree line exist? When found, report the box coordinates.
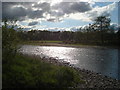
[19,29,119,45]
[18,15,120,46]
[3,15,120,47]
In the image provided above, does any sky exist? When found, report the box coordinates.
[2,0,120,31]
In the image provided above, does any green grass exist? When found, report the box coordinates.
[3,53,84,88]
[20,40,98,47]
[65,43,100,47]
[44,40,62,43]
[21,40,62,43]
[20,40,63,46]
[20,40,110,49]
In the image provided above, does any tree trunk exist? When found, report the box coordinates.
[101,21,104,45]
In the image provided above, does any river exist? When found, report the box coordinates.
[19,45,120,80]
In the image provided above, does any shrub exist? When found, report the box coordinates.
[3,54,84,88]
[2,22,19,63]
[55,66,82,87]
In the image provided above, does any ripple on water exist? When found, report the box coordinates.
[19,45,119,80]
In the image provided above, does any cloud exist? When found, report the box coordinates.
[2,2,49,20]
[69,26,82,31]
[110,23,120,30]
[46,2,92,22]
[2,2,92,22]
[51,2,92,16]
[2,1,117,31]
[88,2,115,18]
[92,0,119,2]
[2,2,29,20]
[69,2,116,22]
[32,2,50,12]
[27,9,44,19]
[46,27,69,31]
[1,3,24,28]
[28,21,39,26]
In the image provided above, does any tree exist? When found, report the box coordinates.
[94,15,111,44]
[2,20,19,63]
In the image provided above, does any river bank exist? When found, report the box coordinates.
[21,41,120,49]
[25,54,120,88]
[3,53,83,88]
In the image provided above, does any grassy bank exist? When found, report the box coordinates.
[20,40,99,47]
[20,40,120,49]
[3,53,84,88]
[21,40,62,45]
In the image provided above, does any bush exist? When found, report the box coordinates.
[3,54,84,88]
[2,24,19,63]
[55,66,82,87]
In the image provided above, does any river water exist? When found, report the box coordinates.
[19,45,120,80]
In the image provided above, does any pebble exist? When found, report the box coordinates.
[23,54,120,88]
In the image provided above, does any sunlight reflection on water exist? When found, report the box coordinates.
[19,45,119,80]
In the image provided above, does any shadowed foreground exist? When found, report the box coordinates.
[3,53,84,88]
[33,54,120,88]
[3,53,120,89]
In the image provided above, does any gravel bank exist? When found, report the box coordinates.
[23,54,120,88]
[42,57,120,88]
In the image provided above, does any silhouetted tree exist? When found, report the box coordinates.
[94,15,111,44]
[2,20,19,63]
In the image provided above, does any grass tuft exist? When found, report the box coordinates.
[3,53,84,88]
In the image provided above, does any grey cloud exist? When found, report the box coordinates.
[2,2,31,20]
[28,9,44,19]
[47,18,56,22]
[28,21,38,26]
[33,2,50,12]
[28,2,51,19]
[70,2,92,12]
[2,2,48,20]
[52,2,92,15]
[50,10,65,17]
[3,6,27,20]
[2,2,92,22]
[85,5,113,21]
[49,2,92,21]
[111,23,120,30]
[47,17,63,22]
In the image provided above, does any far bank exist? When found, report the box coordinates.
[20,40,120,49]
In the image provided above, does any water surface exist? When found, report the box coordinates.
[19,45,119,80]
